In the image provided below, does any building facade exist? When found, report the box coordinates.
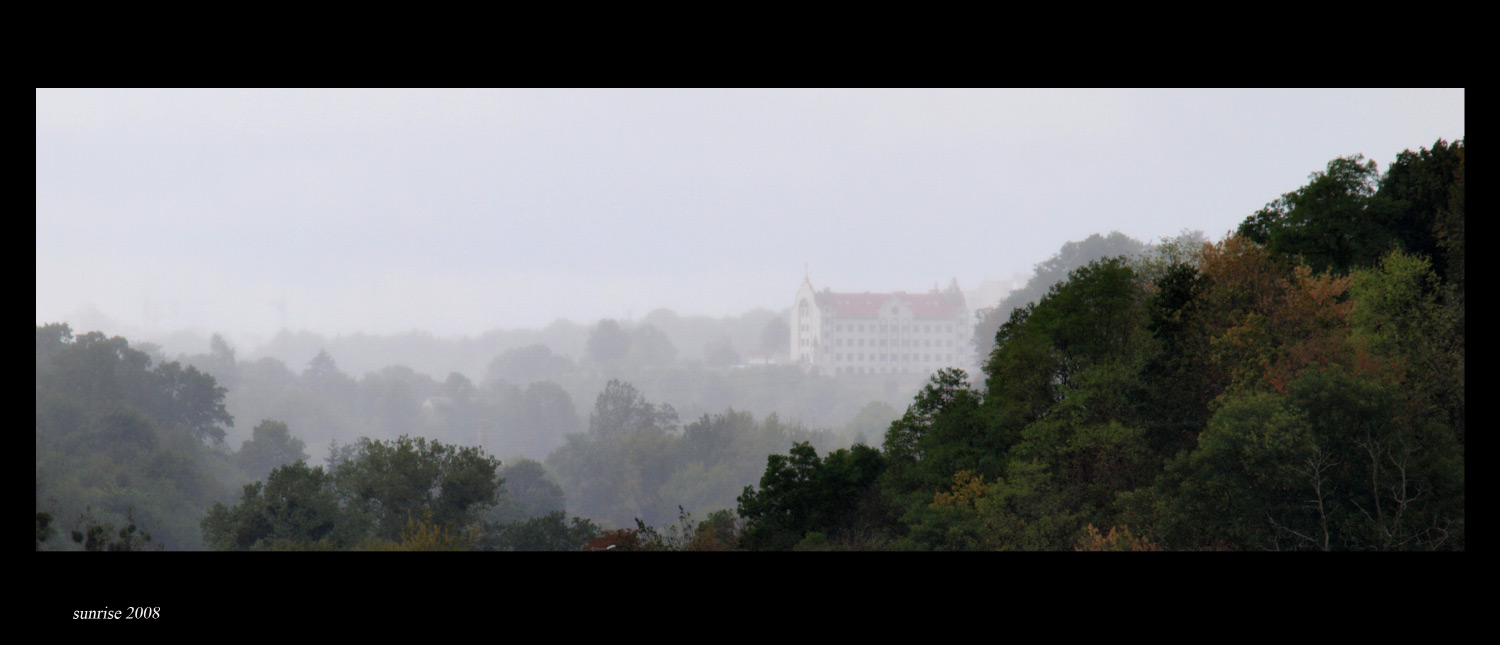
[791,274,970,376]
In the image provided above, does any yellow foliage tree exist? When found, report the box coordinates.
[1073,524,1160,551]
[357,511,479,551]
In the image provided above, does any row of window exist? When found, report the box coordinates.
[834,338,953,348]
[834,323,958,334]
[837,366,948,375]
[833,353,954,363]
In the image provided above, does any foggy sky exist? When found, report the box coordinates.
[36,88,1465,347]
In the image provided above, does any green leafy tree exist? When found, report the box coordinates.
[1374,138,1464,283]
[688,509,746,551]
[206,435,508,550]
[201,460,355,551]
[485,344,574,385]
[587,319,631,363]
[630,324,678,366]
[898,470,993,550]
[981,257,1149,458]
[703,336,741,367]
[37,324,238,549]
[36,511,55,550]
[1238,155,1400,275]
[1130,229,1211,286]
[359,511,481,551]
[150,361,234,444]
[357,365,433,440]
[881,368,990,508]
[487,380,581,459]
[1285,366,1462,550]
[586,380,678,439]
[1434,144,1464,289]
[236,419,309,481]
[303,349,342,381]
[70,508,159,551]
[332,436,503,540]
[1156,366,1461,550]
[973,232,1149,362]
[488,458,566,524]
[895,257,1158,548]
[1154,390,1316,550]
[1349,250,1464,444]
[737,442,890,550]
[544,380,678,527]
[1135,261,1216,457]
[482,510,600,551]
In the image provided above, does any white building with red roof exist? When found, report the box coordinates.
[792,272,970,376]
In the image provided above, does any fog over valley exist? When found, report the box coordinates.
[36,89,1464,553]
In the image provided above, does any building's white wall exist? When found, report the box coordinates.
[791,279,821,366]
[805,287,968,377]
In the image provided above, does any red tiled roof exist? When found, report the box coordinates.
[814,291,961,319]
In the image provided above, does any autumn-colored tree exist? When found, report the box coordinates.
[358,511,479,551]
[1259,265,1355,394]
[687,510,746,551]
[584,528,646,551]
[899,470,992,550]
[1074,524,1160,551]
[1194,234,1294,397]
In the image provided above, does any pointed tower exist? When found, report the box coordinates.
[792,265,822,367]
[944,277,966,308]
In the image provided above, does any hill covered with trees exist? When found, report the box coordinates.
[726,139,1465,551]
[37,139,1463,551]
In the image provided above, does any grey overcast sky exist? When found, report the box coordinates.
[36,88,1465,345]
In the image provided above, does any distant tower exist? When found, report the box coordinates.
[792,265,819,367]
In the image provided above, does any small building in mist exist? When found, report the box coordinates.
[792,273,969,376]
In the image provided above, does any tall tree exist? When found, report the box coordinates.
[151,360,234,443]
[236,419,309,482]
[972,232,1149,363]
[737,442,889,550]
[202,460,350,551]
[587,319,631,364]
[630,324,678,366]
[1238,155,1399,275]
[332,435,503,540]
[485,344,574,385]
[1375,138,1465,282]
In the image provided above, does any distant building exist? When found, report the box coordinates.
[791,273,969,376]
